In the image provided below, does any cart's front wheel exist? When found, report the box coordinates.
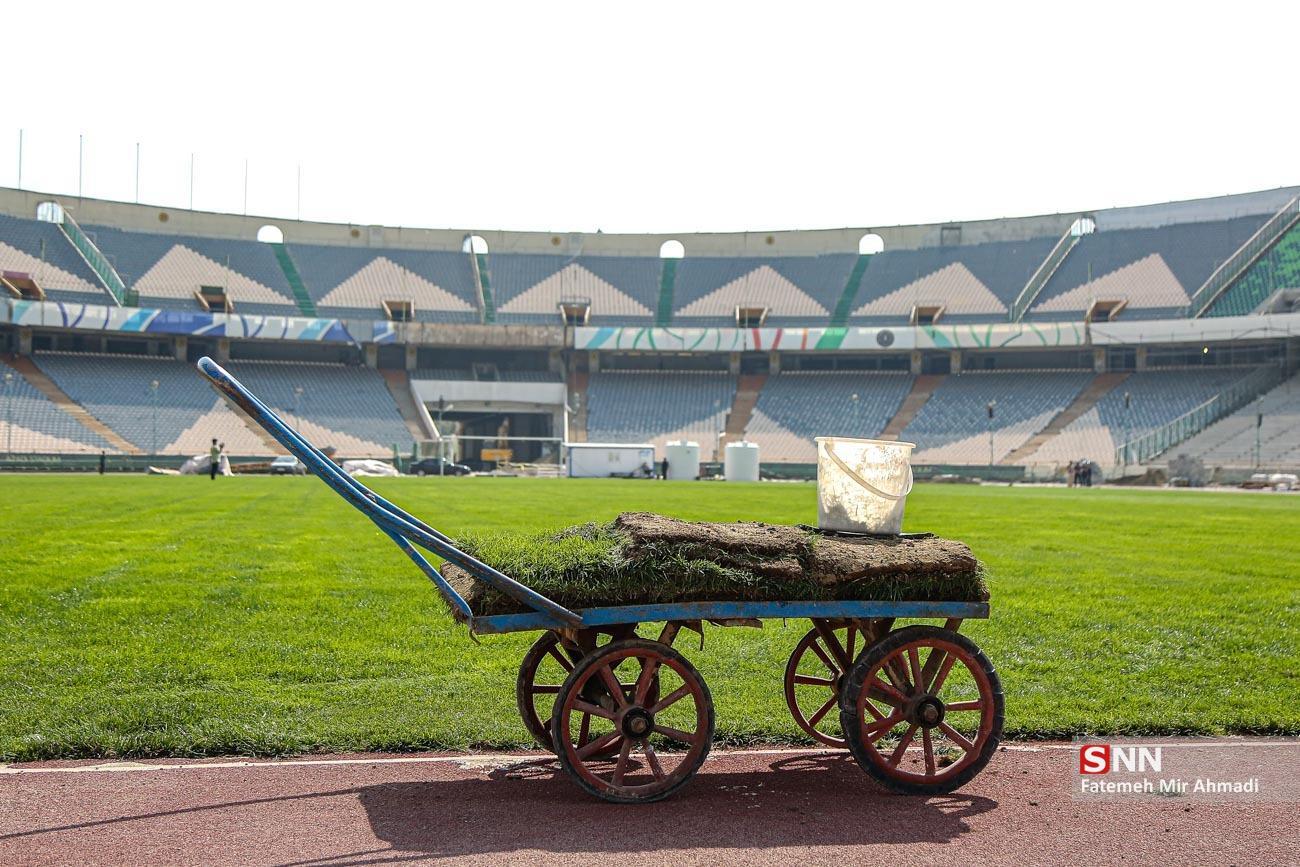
[840,625,1003,795]
[552,638,713,803]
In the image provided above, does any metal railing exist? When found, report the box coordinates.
[59,212,128,306]
[1114,365,1286,465]
[1188,196,1300,317]
[1010,224,1078,321]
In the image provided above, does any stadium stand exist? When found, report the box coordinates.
[32,352,272,455]
[1204,225,1300,317]
[900,371,1093,465]
[284,243,480,323]
[1028,216,1269,320]
[1148,372,1300,467]
[1030,368,1260,467]
[585,371,736,455]
[0,213,111,306]
[32,353,409,457]
[852,237,1058,324]
[743,371,914,462]
[491,254,660,324]
[85,224,300,315]
[223,361,414,455]
[0,362,115,453]
[670,255,857,327]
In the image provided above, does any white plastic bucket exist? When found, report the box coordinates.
[815,437,915,535]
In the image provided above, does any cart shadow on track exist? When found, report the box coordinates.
[354,753,999,859]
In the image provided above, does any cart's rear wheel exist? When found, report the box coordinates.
[516,629,652,754]
[783,622,862,748]
[552,638,713,803]
[840,625,1003,795]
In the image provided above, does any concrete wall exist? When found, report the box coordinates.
[3,184,1295,258]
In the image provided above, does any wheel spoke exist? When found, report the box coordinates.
[907,647,922,694]
[633,656,661,705]
[888,724,918,765]
[792,674,835,687]
[846,625,857,663]
[530,684,562,695]
[863,697,887,722]
[546,645,574,672]
[643,741,665,780]
[807,695,837,727]
[571,699,615,721]
[884,656,912,695]
[945,699,984,712]
[597,665,630,708]
[929,653,958,695]
[649,683,691,714]
[576,712,590,747]
[652,724,699,745]
[920,647,946,692]
[577,730,622,759]
[868,675,909,707]
[612,737,632,786]
[813,621,852,670]
[863,710,905,741]
[922,728,936,776]
[807,637,840,675]
[939,721,975,754]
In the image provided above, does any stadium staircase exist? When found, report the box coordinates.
[3,355,141,454]
[1189,195,1300,317]
[270,244,318,316]
[655,259,679,326]
[567,370,589,441]
[1009,225,1079,321]
[380,368,436,441]
[1000,372,1129,465]
[829,254,872,327]
[59,212,131,306]
[470,252,497,323]
[880,375,944,439]
[721,373,767,446]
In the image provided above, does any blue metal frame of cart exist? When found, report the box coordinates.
[196,356,988,636]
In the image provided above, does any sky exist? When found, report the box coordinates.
[3,1,1297,234]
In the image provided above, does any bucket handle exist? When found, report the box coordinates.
[824,444,914,502]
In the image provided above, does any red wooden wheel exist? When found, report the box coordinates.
[840,625,1004,795]
[516,629,647,754]
[552,638,714,803]
[783,621,863,748]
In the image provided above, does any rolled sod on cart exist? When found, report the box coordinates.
[438,512,987,620]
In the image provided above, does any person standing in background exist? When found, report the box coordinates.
[209,438,220,480]
[660,456,669,480]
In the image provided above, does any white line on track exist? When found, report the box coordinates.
[0,747,837,776]
[2,741,1294,775]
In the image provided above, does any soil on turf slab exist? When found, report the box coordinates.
[437,512,986,620]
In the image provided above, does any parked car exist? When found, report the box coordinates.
[409,457,472,476]
[269,455,307,475]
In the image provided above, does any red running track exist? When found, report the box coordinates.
[0,746,1293,865]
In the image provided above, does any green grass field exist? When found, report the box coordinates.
[1,476,1297,761]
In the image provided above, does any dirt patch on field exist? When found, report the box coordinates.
[438,512,986,619]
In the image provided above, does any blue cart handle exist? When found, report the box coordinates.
[195,356,582,628]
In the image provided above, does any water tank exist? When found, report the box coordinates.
[724,441,760,482]
[664,441,700,480]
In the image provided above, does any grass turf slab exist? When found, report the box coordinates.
[440,511,987,618]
